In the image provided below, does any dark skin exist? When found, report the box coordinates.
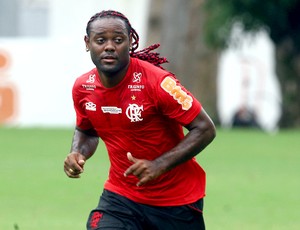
[64,17,216,185]
[64,129,99,178]
[84,17,132,88]
[124,109,216,186]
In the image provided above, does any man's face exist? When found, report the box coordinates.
[85,17,131,76]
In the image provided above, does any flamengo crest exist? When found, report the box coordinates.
[126,104,143,122]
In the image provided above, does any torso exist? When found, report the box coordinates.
[73,58,206,206]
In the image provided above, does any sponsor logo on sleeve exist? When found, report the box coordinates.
[160,76,193,110]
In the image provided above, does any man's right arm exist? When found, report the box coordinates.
[64,128,99,178]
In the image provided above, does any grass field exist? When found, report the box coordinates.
[0,127,299,230]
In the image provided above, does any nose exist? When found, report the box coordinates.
[104,40,115,52]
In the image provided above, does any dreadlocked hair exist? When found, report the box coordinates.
[86,10,168,68]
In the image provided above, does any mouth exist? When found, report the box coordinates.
[101,55,117,64]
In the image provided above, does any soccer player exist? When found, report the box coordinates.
[64,10,216,230]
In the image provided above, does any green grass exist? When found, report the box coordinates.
[0,127,299,230]
[202,129,300,229]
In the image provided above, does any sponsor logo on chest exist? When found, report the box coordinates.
[85,72,146,122]
[82,74,97,91]
[85,102,96,111]
[101,106,122,114]
[128,72,145,92]
[86,103,144,123]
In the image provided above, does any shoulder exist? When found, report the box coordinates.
[73,68,97,90]
[131,58,168,74]
[130,58,173,84]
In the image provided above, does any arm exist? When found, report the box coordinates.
[64,128,99,178]
[124,108,216,186]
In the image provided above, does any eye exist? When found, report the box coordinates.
[114,37,123,44]
[96,38,105,44]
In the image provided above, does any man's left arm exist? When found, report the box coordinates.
[124,108,216,186]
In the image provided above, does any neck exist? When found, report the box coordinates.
[97,63,129,88]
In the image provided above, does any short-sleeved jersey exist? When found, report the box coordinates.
[72,57,205,206]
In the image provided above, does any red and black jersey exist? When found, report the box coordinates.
[72,57,205,206]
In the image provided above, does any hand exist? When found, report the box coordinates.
[124,152,164,186]
[64,152,86,178]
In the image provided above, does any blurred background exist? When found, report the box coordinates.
[1,0,299,131]
[1,1,299,230]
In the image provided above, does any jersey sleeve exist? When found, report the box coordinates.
[72,78,94,131]
[156,75,202,126]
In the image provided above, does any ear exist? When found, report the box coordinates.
[84,35,90,51]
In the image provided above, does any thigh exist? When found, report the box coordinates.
[142,199,205,230]
[86,210,139,230]
[86,190,144,230]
